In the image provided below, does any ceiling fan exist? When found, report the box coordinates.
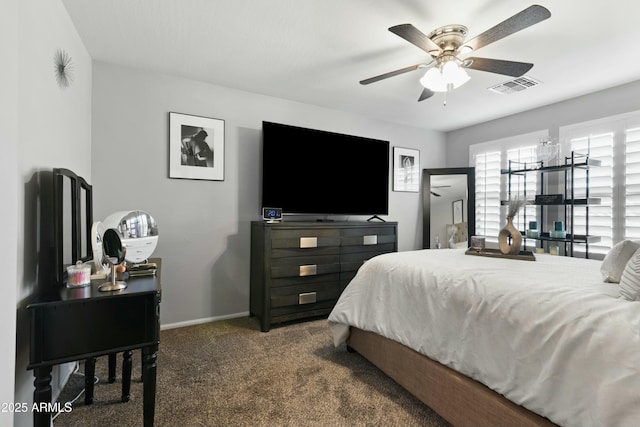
[430,185,450,197]
[360,4,551,102]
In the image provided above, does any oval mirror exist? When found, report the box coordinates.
[99,228,127,292]
[103,228,125,264]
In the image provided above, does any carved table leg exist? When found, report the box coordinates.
[108,353,117,383]
[84,357,96,405]
[142,346,158,427]
[122,350,133,402]
[33,365,52,427]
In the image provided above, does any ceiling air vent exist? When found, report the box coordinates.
[488,76,541,94]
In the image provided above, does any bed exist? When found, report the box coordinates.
[328,248,640,427]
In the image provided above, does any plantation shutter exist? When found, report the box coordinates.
[625,127,640,239]
[505,145,538,232]
[567,133,614,255]
[474,151,501,243]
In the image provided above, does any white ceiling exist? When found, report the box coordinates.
[62,0,640,132]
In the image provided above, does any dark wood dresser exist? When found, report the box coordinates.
[250,221,398,331]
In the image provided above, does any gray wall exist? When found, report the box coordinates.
[446,80,640,167]
[12,0,93,426]
[91,62,446,327]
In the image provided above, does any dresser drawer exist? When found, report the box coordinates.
[271,246,339,259]
[271,229,340,249]
[271,272,340,288]
[270,255,340,279]
[341,226,397,247]
[270,281,342,309]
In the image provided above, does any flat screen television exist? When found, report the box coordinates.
[261,121,389,216]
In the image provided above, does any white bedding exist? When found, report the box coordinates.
[328,249,640,427]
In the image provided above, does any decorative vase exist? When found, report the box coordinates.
[498,216,522,255]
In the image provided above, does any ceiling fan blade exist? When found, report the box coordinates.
[389,24,441,55]
[461,5,551,53]
[465,57,533,77]
[360,64,426,85]
[418,88,434,102]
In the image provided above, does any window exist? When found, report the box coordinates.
[625,127,640,239]
[564,132,613,255]
[470,130,546,245]
[559,111,640,256]
[474,150,501,242]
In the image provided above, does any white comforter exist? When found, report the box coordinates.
[328,249,640,427]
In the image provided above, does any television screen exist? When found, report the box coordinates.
[261,121,389,216]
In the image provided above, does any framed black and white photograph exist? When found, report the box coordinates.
[393,147,420,192]
[169,112,225,181]
[453,199,464,224]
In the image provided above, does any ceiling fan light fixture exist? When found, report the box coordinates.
[420,61,470,92]
[420,67,447,92]
[443,60,470,88]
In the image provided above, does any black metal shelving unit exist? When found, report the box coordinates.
[501,151,601,257]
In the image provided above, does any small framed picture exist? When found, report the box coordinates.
[169,112,225,181]
[393,147,420,192]
[452,199,464,224]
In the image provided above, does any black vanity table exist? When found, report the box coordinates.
[27,259,161,427]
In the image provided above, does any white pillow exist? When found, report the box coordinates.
[601,240,640,283]
[619,248,640,301]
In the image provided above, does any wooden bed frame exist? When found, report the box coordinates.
[347,327,558,427]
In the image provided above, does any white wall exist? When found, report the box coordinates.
[446,80,640,166]
[91,62,446,327]
[1,1,19,425]
[13,0,92,426]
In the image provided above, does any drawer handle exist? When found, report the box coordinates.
[363,235,378,245]
[299,292,317,305]
[299,264,317,276]
[300,237,318,248]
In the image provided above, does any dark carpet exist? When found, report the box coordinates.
[54,316,451,427]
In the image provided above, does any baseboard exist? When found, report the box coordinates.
[160,311,250,330]
[53,361,78,403]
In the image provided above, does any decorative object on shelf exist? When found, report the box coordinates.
[393,147,420,192]
[169,112,225,181]
[537,136,561,166]
[498,196,527,255]
[470,236,486,252]
[550,220,567,239]
[549,245,560,255]
[527,221,540,238]
[452,199,464,224]
[54,48,74,89]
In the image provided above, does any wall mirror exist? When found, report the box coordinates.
[422,168,475,249]
[53,168,93,285]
